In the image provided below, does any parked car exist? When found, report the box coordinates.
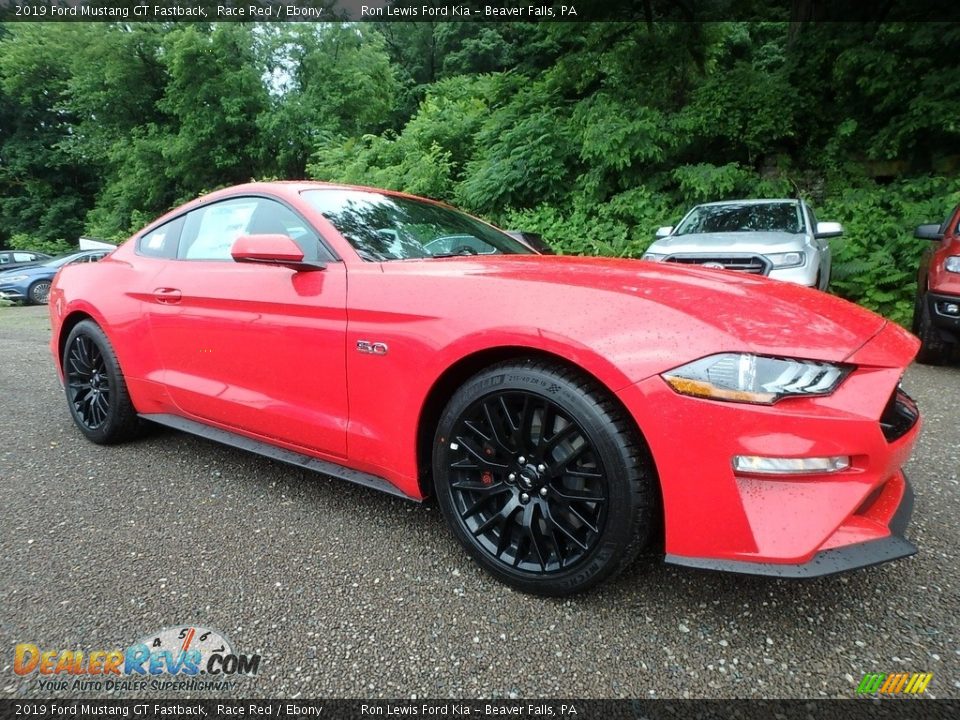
[0,249,109,304]
[643,199,843,290]
[913,208,960,364]
[49,182,920,595]
[0,250,50,270]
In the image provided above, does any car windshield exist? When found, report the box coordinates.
[675,202,804,235]
[300,189,530,261]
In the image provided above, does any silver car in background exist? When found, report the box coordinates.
[642,199,843,289]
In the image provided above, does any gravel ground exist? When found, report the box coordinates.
[0,304,958,700]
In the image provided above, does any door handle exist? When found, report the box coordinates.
[153,288,182,304]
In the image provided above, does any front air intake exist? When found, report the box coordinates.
[879,387,919,442]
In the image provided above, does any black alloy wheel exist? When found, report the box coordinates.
[63,320,142,444]
[434,360,656,596]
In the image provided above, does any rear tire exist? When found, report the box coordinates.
[62,320,143,444]
[432,359,657,596]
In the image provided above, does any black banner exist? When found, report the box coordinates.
[1,700,960,720]
[0,0,958,23]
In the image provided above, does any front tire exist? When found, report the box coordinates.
[433,360,657,596]
[913,293,949,365]
[62,320,142,444]
[28,279,51,305]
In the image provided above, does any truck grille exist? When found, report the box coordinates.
[879,387,919,442]
[665,255,770,275]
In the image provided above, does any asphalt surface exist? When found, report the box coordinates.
[0,304,958,700]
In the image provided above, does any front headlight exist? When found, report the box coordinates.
[662,353,851,405]
[765,251,806,269]
[945,256,960,273]
[2,274,29,283]
[642,253,667,262]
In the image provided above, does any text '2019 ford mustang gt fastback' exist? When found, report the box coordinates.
[49,182,921,595]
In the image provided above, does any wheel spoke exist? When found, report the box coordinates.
[472,499,520,538]
[482,400,515,453]
[454,435,509,469]
[547,509,590,551]
[552,486,607,504]
[552,496,600,534]
[547,441,590,477]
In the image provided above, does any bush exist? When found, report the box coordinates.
[7,234,73,256]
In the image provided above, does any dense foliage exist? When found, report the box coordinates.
[1,19,959,324]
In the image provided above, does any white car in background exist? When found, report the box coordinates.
[643,199,843,290]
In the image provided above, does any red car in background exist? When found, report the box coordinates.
[48,182,921,595]
[913,207,960,364]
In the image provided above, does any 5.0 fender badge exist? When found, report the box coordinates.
[356,340,389,355]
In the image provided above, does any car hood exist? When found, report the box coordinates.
[0,264,49,277]
[648,231,805,255]
[417,254,887,364]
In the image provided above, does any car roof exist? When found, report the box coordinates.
[696,199,803,207]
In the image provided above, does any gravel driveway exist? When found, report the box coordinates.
[1,304,957,700]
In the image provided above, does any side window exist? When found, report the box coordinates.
[806,206,818,233]
[13,252,35,262]
[179,197,322,261]
[0,254,9,265]
[138,217,184,259]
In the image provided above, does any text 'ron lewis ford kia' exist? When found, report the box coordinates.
[49,182,920,595]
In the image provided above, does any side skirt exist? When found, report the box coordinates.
[139,413,418,502]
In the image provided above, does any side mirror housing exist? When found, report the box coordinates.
[914,223,944,241]
[814,221,844,239]
[655,226,674,239]
[231,234,325,270]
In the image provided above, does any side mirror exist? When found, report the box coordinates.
[231,234,324,270]
[814,221,844,239]
[914,223,944,241]
[655,226,674,239]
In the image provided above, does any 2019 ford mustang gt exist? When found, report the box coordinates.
[49,182,921,595]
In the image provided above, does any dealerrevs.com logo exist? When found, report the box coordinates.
[13,626,261,693]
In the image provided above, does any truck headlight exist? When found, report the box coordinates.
[662,353,851,405]
[766,251,806,269]
[945,256,960,273]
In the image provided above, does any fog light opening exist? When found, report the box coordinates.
[732,455,851,475]
[935,301,960,317]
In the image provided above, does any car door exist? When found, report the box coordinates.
[146,195,349,457]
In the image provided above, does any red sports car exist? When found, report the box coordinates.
[49,182,921,595]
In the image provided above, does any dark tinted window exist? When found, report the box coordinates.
[301,189,529,261]
[138,216,184,259]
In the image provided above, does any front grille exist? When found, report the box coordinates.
[879,387,919,442]
[665,255,770,275]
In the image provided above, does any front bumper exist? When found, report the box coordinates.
[616,320,921,576]
[925,290,960,340]
[0,286,27,301]
[666,474,916,577]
